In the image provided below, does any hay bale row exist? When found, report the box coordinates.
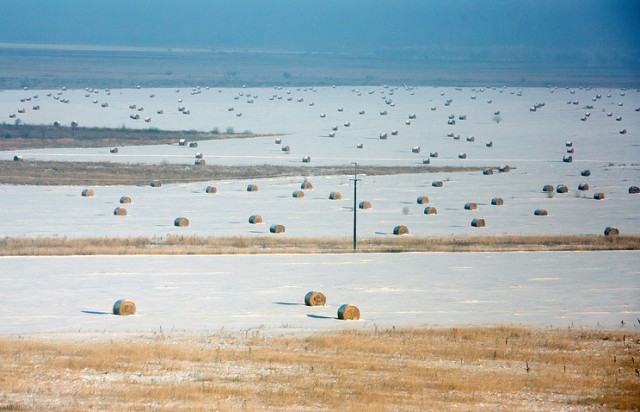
[329,191,342,200]
[270,224,285,234]
[113,207,127,216]
[416,195,429,205]
[337,304,360,320]
[393,225,409,235]
[113,299,136,316]
[534,209,548,216]
[491,197,504,206]
[359,201,372,209]
[174,217,189,227]
[471,218,485,227]
[424,206,437,215]
[604,226,619,236]
[248,214,262,224]
[304,291,326,307]
[82,188,94,197]
[464,202,477,210]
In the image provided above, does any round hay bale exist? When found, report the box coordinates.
[304,291,327,307]
[393,225,409,235]
[542,184,554,192]
[337,304,360,320]
[604,226,619,236]
[113,207,127,216]
[356,143,364,149]
[578,183,589,191]
[581,170,591,177]
[432,181,443,187]
[119,196,132,204]
[113,299,136,316]
[301,181,313,190]
[195,158,206,166]
[110,147,118,154]
[629,186,640,194]
[417,195,429,205]
[189,141,198,148]
[491,197,504,206]
[464,202,478,210]
[174,217,189,227]
[247,184,258,192]
[556,184,568,193]
[179,139,188,146]
[430,151,439,158]
[471,218,485,227]
[498,165,510,173]
[424,206,438,215]
[422,158,430,164]
[412,146,421,153]
[359,201,372,209]
[282,145,290,153]
[483,168,493,175]
[567,148,574,154]
[13,155,23,161]
[458,153,467,159]
[329,191,342,200]
[486,141,493,147]
[293,190,304,198]
[205,185,217,194]
[248,214,262,224]
[275,138,282,144]
[563,155,573,163]
[534,209,548,216]
[593,192,605,200]
[151,180,162,187]
[270,224,285,234]
[195,152,204,159]
[379,133,388,140]
[566,141,573,147]
[302,156,311,163]
[82,188,94,197]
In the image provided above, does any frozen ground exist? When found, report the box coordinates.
[1,86,639,238]
[0,251,638,338]
[0,86,638,338]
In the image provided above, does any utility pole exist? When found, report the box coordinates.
[351,162,360,251]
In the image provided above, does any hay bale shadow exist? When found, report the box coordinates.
[81,310,112,315]
[274,302,305,306]
[307,314,337,320]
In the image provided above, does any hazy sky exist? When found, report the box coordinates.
[0,0,638,55]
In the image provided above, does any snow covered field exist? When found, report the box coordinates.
[0,85,639,337]
[1,252,638,338]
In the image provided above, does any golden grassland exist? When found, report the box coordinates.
[0,160,484,185]
[1,234,638,256]
[0,326,638,411]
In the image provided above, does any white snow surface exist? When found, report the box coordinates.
[1,85,639,338]
[0,252,638,338]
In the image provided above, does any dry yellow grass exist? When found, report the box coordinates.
[1,327,638,411]
[0,234,638,256]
